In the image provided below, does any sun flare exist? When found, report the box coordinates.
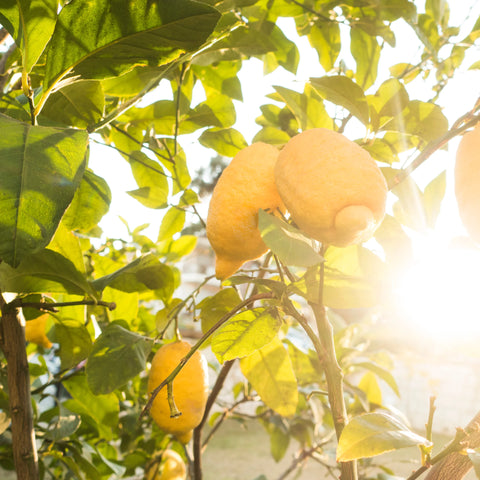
[396,238,480,346]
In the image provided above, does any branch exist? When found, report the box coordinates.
[5,298,116,314]
[389,111,480,189]
[0,293,39,480]
[423,410,480,480]
[193,359,235,480]
[309,246,357,480]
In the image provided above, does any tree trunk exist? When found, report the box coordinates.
[425,410,480,480]
[0,296,39,480]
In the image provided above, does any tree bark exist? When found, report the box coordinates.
[0,295,39,480]
[425,410,480,480]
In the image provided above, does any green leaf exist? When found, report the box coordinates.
[163,235,197,262]
[198,288,242,335]
[199,127,248,157]
[350,27,381,90]
[384,100,449,142]
[91,254,175,298]
[271,84,333,130]
[252,127,291,146]
[260,415,290,462]
[50,318,93,370]
[158,208,186,242]
[63,374,119,440]
[240,336,298,417]
[40,81,105,129]
[308,21,341,72]
[0,412,10,436]
[358,372,382,405]
[0,114,88,267]
[261,21,299,75]
[86,324,153,395]
[258,210,323,268]
[211,308,282,362]
[63,170,111,233]
[337,412,431,462]
[310,76,369,125]
[42,0,220,95]
[0,0,56,72]
[351,362,400,397]
[423,170,446,228]
[0,249,96,297]
[44,404,81,441]
[47,223,86,274]
[127,151,169,209]
[192,61,243,101]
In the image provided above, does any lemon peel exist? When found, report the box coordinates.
[147,341,208,444]
[146,449,187,480]
[455,123,480,243]
[206,142,285,279]
[274,128,387,247]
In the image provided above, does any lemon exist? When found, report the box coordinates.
[145,449,187,480]
[147,341,208,444]
[455,123,480,243]
[206,142,285,279]
[275,128,388,247]
[25,314,52,349]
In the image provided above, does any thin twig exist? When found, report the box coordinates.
[6,299,116,313]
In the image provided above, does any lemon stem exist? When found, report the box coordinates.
[167,381,182,418]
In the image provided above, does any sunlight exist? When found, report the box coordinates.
[396,235,480,346]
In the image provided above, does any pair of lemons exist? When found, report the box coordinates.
[206,128,388,280]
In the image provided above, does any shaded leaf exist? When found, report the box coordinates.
[40,81,105,129]
[0,249,96,297]
[252,127,291,146]
[42,0,220,94]
[198,288,242,336]
[211,308,282,362]
[91,254,175,296]
[0,114,88,267]
[86,324,153,395]
[45,404,81,441]
[258,210,323,268]
[310,76,369,125]
[240,337,298,417]
[51,318,93,370]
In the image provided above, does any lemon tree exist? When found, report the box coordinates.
[0,1,479,480]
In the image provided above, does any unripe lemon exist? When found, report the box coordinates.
[455,123,480,243]
[25,314,52,349]
[147,341,208,444]
[206,142,285,279]
[145,449,186,480]
[275,128,388,247]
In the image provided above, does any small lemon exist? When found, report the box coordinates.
[145,449,187,480]
[206,142,285,279]
[147,341,208,444]
[275,128,387,247]
[455,123,480,243]
[25,314,52,349]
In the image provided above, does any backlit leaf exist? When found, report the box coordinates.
[240,337,298,417]
[308,21,341,72]
[198,288,242,335]
[0,114,88,267]
[350,27,381,90]
[211,308,282,362]
[310,76,369,125]
[337,412,431,461]
[199,127,248,157]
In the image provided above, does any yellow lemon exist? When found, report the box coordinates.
[25,314,52,349]
[147,341,208,444]
[455,123,480,243]
[145,449,187,480]
[206,142,285,279]
[275,128,387,247]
